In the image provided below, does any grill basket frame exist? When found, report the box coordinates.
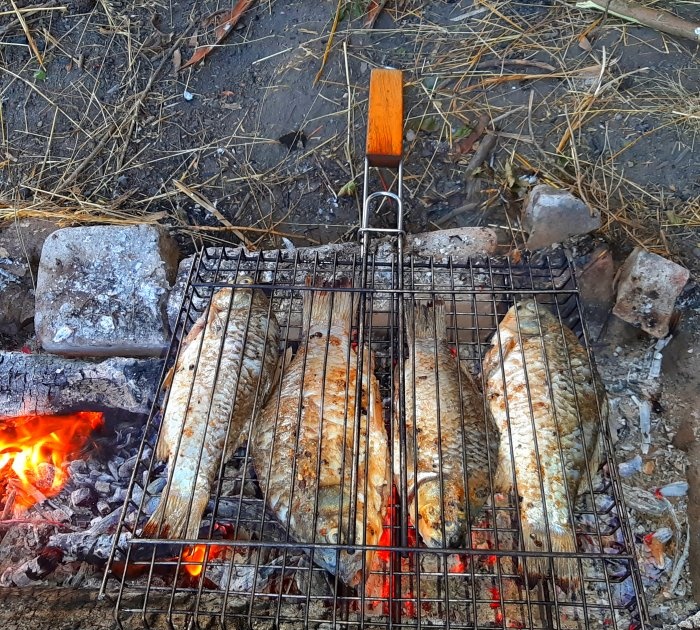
[101,247,648,630]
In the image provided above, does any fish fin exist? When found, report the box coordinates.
[578,430,602,496]
[303,276,355,334]
[520,519,581,591]
[405,299,447,343]
[161,365,175,393]
[142,483,208,540]
[155,422,170,461]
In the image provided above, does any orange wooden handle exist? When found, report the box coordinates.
[365,68,403,168]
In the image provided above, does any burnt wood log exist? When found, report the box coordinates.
[0,587,246,629]
[0,351,163,418]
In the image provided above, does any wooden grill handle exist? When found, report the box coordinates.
[365,68,403,168]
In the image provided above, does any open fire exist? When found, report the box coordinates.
[0,411,104,507]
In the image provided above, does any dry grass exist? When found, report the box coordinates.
[0,0,697,261]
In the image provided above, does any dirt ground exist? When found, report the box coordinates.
[1,0,700,627]
[0,0,699,263]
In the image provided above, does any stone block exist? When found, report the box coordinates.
[612,247,690,338]
[405,227,499,261]
[522,184,601,250]
[35,225,178,356]
[576,245,616,341]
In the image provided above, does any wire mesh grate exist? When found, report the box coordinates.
[102,247,647,629]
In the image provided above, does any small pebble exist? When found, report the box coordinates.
[183,90,194,101]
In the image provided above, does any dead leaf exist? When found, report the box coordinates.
[454,115,488,155]
[181,0,254,70]
[578,35,592,51]
[172,48,182,74]
[504,160,519,189]
[364,0,388,28]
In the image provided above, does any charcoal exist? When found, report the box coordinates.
[70,487,97,509]
[107,488,127,505]
[118,455,137,479]
[96,500,111,516]
[107,460,120,481]
[146,477,167,495]
[94,480,112,496]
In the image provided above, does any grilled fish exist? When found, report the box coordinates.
[482,300,604,588]
[398,300,498,548]
[143,280,280,539]
[251,279,390,587]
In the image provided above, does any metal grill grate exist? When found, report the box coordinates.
[101,247,647,629]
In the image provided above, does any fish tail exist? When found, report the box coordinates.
[142,483,208,540]
[520,519,580,590]
[406,300,447,343]
[303,277,355,334]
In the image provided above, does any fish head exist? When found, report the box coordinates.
[502,299,552,337]
[215,275,256,309]
[314,488,364,586]
[415,478,467,548]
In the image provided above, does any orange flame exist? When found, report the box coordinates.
[0,411,104,507]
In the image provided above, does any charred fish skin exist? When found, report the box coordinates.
[398,300,498,549]
[143,279,280,540]
[251,279,390,587]
[483,299,604,589]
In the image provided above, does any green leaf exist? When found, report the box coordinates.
[34,68,47,81]
[418,116,440,133]
[338,180,357,197]
[453,125,474,140]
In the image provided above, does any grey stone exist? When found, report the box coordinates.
[35,225,179,357]
[118,454,138,479]
[522,184,601,250]
[576,245,616,341]
[0,351,162,417]
[613,247,690,338]
[70,487,96,509]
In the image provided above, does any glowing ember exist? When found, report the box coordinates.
[0,411,104,507]
[183,544,207,577]
[182,541,229,578]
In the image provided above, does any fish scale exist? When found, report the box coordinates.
[143,280,280,540]
[483,299,604,589]
[251,281,391,587]
[397,299,499,548]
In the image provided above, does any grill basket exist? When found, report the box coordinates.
[101,247,648,630]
